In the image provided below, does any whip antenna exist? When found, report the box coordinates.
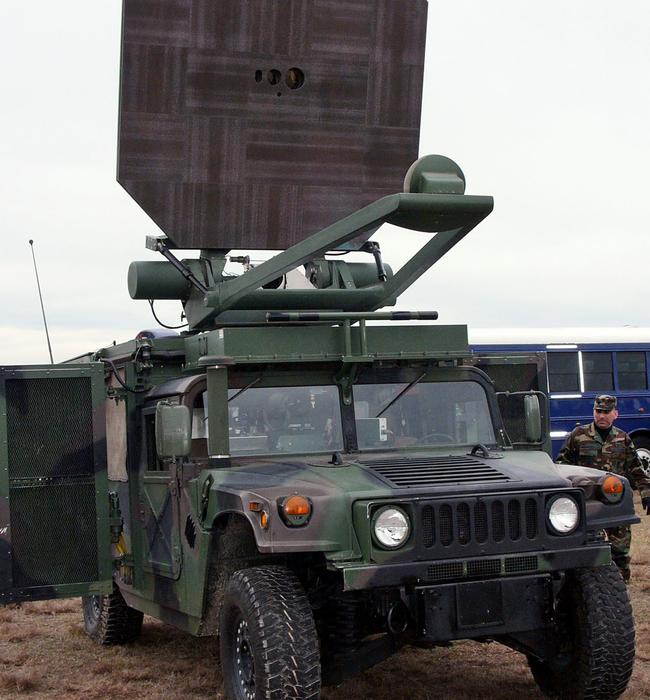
[28,239,54,364]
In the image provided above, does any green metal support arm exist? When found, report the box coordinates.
[202,192,493,315]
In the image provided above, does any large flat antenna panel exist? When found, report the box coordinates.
[118,0,428,250]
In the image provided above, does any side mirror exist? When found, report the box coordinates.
[524,394,542,443]
[155,401,191,458]
[496,390,547,448]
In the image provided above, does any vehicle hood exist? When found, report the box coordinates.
[220,448,572,500]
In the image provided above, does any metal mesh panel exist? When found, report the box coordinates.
[505,555,539,574]
[467,559,501,577]
[10,482,99,587]
[5,375,100,589]
[474,501,488,543]
[426,561,464,581]
[508,500,521,541]
[492,501,505,542]
[439,504,453,546]
[6,378,94,479]
[425,556,539,583]
[422,505,435,548]
[457,503,470,545]
[525,499,538,539]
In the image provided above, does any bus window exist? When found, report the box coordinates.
[583,352,613,392]
[548,352,579,392]
[617,352,648,391]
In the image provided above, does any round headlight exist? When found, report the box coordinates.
[548,496,580,535]
[373,507,411,549]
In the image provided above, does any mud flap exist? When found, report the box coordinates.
[0,364,112,603]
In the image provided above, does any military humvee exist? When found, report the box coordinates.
[0,2,639,699]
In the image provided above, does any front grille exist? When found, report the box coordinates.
[359,455,512,488]
[421,496,540,550]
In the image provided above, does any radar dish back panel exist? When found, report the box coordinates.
[118,0,429,250]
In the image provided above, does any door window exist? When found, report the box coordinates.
[143,409,167,472]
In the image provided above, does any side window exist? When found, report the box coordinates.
[617,351,648,391]
[476,362,540,392]
[583,352,613,392]
[548,352,579,392]
[144,410,167,472]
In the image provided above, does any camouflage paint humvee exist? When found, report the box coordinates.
[0,2,639,699]
[0,156,639,699]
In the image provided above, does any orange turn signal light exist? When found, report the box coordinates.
[283,495,311,517]
[603,475,624,496]
[279,495,313,527]
[600,475,624,503]
[260,510,270,529]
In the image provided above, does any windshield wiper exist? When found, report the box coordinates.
[374,371,427,418]
[228,375,263,403]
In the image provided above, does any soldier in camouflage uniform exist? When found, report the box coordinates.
[556,394,650,581]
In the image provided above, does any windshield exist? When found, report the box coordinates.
[225,385,343,456]
[353,380,495,449]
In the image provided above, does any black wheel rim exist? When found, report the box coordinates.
[234,615,255,699]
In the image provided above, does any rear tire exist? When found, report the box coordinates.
[219,566,320,700]
[527,564,634,699]
[82,585,143,645]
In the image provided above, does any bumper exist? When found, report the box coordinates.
[416,574,552,642]
[338,543,611,591]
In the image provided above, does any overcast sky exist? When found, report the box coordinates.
[2,1,649,365]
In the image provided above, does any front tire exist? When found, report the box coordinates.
[527,564,634,699]
[82,585,143,645]
[219,566,320,700]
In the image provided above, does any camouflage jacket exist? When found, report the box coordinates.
[556,423,650,498]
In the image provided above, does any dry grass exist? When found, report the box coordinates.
[1,498,649,699]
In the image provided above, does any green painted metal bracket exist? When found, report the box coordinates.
[197,192,492,319]
[204,193,493,312]
[130,155,494,330]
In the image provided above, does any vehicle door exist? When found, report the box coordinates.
[0,364,112,604]
[139,401,182,579]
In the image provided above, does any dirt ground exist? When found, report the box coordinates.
[1,498,649,700]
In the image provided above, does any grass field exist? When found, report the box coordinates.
[1,497,649,699]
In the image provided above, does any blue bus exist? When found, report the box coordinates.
[468,330,650,468]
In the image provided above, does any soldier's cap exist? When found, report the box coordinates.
[594,395,617,412]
